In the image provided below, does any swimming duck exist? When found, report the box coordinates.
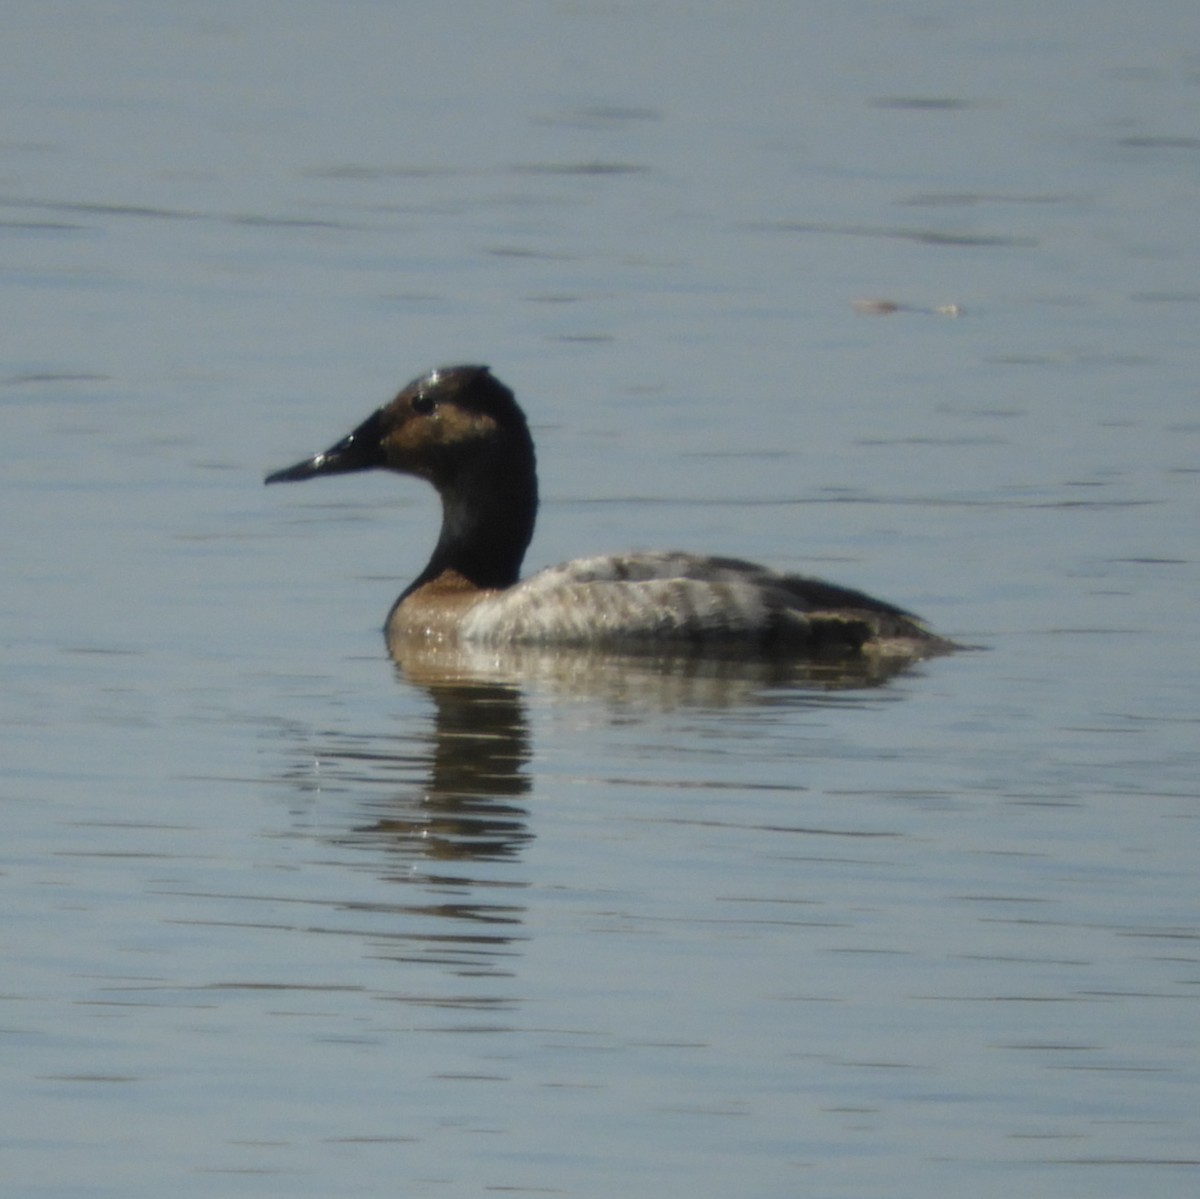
[266,365,955,658]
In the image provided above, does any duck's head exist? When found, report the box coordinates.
[265,365,534,492]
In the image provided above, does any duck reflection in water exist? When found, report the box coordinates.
[336,679,535,865]
[285,646,917,887]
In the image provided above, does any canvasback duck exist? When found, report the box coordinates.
[266,365,956,658]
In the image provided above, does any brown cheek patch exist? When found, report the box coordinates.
[384,408,497,476]
[433,406,495,444]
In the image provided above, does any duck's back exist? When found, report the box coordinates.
[450,551,943,655]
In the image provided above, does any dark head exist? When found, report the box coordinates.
[266,365,539,589]
[265,365,533,487]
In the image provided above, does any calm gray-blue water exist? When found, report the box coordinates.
[4,3,1198,1196]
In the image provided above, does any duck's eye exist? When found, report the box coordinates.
[411,392,436,416]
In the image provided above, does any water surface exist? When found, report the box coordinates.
[3,3,1198,1196]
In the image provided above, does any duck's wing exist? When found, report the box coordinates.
[459,552,942,653]
[560,552,919,616]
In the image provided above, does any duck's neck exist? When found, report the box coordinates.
[403,446,538,599]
